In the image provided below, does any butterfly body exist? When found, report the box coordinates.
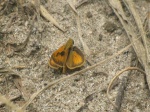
[49,38,85,73]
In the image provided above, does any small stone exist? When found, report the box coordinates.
[99,34,103,41]
[147,32,150,38]
[115,29,123,35]
[63,4,70,14]
[103,21,118,33]
[86,11,92,18]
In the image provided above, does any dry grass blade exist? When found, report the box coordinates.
[75,0,88,8]
[30,0,65,32]
[40,5,65,32]
[148,11,150,31]
[67,0,91,56]
[76,15,91,56]
[12,75,28,101]
[66,0,78,14]
[0,67,27,101]
[109,0,140,58]
[0,93,23,112]
[108,0,150,90]
[144,12,150,34]
[21,43,132,110]
[0,95,22,106]
[12,65,27,69]
[109,0,128,21]
[124,0,149,63]
[107,67,146,111]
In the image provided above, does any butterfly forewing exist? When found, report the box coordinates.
[66,46,85,69]
[51,45,67,67]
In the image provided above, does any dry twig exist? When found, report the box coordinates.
[113,76,127,112]
[108,0,150,91]
[30,0,65,32]
[107,67,146,111]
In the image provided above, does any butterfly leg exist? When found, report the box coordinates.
[62,65,66,73]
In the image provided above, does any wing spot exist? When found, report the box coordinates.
[56,51,65,57]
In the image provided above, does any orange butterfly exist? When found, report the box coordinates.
[49,38,85,73]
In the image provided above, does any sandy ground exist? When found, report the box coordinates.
[0,0,150,112]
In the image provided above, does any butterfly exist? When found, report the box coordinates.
[49,38,85,73]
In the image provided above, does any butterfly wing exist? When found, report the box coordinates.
[49,38,74,69]
[49,38,75,73]
[49,58,59,69]
[50,45,67,68]
[66,46,85,69]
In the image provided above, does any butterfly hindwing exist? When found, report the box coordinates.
[49,58,59,69]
